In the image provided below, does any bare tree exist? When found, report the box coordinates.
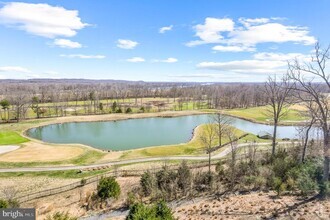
[296,101,317,163]
[211,113,232,147]
[264,76,292,155]
[287,42,330,186]
[200,122,217,174]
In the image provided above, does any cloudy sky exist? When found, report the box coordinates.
[0,0,328,82]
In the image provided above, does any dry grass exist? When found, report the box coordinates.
[0,142,85,163]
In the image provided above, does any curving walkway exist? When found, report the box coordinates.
[0,142,293,173]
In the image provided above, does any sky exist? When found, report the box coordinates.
[0,0,329,82]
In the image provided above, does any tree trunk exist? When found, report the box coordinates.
[323,130,330,182]
[272,121,278,155]
[301,126,312,163]
[208,150,211,175]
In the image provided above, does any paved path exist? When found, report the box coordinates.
[0,142,293,173]
[0,145,20,155]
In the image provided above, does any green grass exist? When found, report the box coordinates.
[120,124,250,159]
[0,131,29,145]
[223,105,306,124]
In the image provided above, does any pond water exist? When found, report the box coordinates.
[27,114,311,151]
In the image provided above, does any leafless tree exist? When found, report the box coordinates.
[264,75,293,155]
[211,113,232,147]
[200,122,217,174]
[287,42,330,185]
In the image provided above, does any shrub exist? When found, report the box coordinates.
[297,173,318,196]
[177,161,192,194]
[0,199,8,208]
[126,192,138,207]
[116,108,123,113]
[126,108,132,113]
[97,176,121,200]
[272,177,286,196]
[154,200,174,220]
[45,212,77,220]
[156,166,177,192]
[140,171,156,197]
[194,171,214,192]
[215,161,225,176]
[7,199,20,208]
[80,178,87,186]
[126,201,174,220]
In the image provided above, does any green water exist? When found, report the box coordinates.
[27,114,301,150]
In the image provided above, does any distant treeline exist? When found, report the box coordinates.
[0,79,269,122]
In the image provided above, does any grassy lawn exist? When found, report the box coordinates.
[120,124,251,159]
[0,131,29,145]
[222,105,307,124]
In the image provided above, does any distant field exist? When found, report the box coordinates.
[222,105,307,124]
[0,131,29,145]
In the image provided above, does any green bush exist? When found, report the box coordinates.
[272,177,286,196]
[97,176,121,200]
[297,173,318,196]
[126,201,174,220]
[45,212,77,220]
[0,199,8,208]
[126,108,132,113]
[140,171,156,197]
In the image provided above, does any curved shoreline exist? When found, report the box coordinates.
[21,111,211,152]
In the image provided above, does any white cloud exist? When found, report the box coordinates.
[60,54,105,59]
[126,57,145,63]
[253,52,309,61]
[186,17,234,46]
[117,39,138,49]
[0,66,31,73]
[212,45,255,52]
[159,25,173,33]
[197,60,286,74]
[186,17,316,49]
[0,2,88,38]
[197,52,309,74]
[238,17,270,27]
[152,58,178,63]
[53,39,82,48]
[228,23,316,47]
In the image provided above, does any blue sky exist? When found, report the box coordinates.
[0,0,329,82]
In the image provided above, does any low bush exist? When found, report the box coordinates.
[97,176,121,200]
[45,212,77,220]
[0,198,8,208]
[126,201,174,220]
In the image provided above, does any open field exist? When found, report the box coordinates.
[222,105,307,124]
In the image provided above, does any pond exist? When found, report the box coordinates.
[26,114,312,151]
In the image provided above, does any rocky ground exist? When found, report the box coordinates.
[171,192,330,220]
